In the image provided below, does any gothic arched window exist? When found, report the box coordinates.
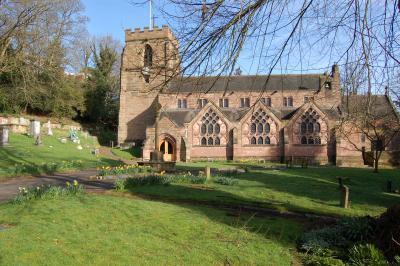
[248,108,274,145]
[199,108,224,146]
[299,108,324,145]
[144,44,153,67]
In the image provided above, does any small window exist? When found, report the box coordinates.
[201,124,206,134]
[265,123,270,133]
[266,97,271,106]
[250,123,256,134]
[361,133,366,143]
[308,137,314,144]
[215,137,220,145]
[288,97,293,107]
[208,137,213,146]
[197,99,208,108]
[215,124,220,134]
[201,137,207,146]
[178,99,187,109]
[301,136,307,144]
[251,137,256,145]
[283,97,287,107]
[257,123,263,133]
[240,98,250,108]
[301,122,307,134]
[315,137,321,144]
[265,136,270,144]
[257,136,263,145]
[219,98,229,108]
[207,124,213,134]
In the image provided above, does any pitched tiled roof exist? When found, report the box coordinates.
[341,95,398,119]
[165,74,322,93]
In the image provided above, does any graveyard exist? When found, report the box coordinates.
[0,120,117,179]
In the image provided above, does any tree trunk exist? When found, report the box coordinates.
[373,150,380,173]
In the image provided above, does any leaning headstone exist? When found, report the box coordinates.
[30,120,41,137]
[35,135,42,146]
[337,177,344,188]
[205,166,211,180]
[0,125,9,146]
[387,181,393,193]
[46,120,53,136]
[77,145,83,150]
[340,185,349,208]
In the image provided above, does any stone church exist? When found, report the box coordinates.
[118,25,398,166]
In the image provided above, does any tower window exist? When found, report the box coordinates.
[288,97,293,106]
[283,97,287,106]
[144,44,153,68]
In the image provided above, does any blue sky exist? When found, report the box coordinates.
[82,0,157,43]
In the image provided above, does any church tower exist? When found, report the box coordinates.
[118,25,180,144]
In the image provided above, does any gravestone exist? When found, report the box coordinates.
[387,181,393,193]
[340,185,349,208]
[30,120,41,137]
[0,125,9,146]
[205,166,211,180]
[46,120,53,136]
[35,135,42,146]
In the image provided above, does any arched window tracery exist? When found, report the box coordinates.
[248,108,274,145]
[199,108,225,146]
[298,108,324,145]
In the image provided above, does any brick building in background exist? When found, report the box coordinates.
[118,25,399,166]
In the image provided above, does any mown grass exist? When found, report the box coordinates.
[124,162,400,217]
[0,194,302,265]
[0,131,118,179]
[111,146,141,160]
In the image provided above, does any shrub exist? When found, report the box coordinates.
[213,176,239,186]
[115,173,207,189]
[339,216,375,242]
[13,180,84,203]
[299,216,375,254]
[98,164,153,177]
[301,254,345,266]
[114,179,125,191]
[348,243,388,266]
[374,204,400,261]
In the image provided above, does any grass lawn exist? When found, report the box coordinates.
[0,194,302,265]
[125,162,400,217]
[111,146,141,160]
[0,131,117,179]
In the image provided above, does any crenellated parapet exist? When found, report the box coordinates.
[125,25,176,41]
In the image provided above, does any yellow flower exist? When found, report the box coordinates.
[73,180,78,186]
[66,181,71,187]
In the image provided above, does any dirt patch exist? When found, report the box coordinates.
[0,223,16,231]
